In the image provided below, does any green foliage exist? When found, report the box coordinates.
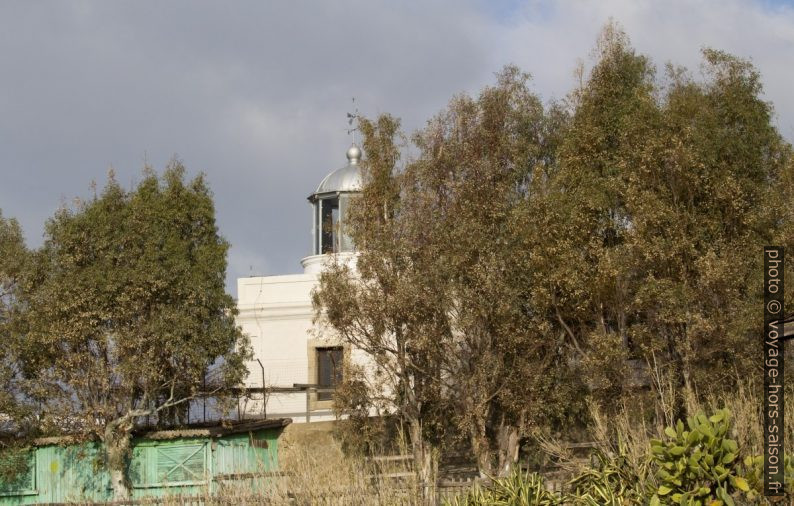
[316,21,793,485]
[18,163,250,426]
[0,212,35,429]
[444,470,561,506]
[446,406,792,505]
[0,445,32,487]
[525,22,792,417]
[565,450,648,505]
[0,162,250,498]
[739,454,794,501]
[649,409,745,505]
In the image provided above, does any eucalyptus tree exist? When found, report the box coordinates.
[524,26,660,410]
[533,25,793,415]
[312,114,450,496]
[313,69,574,480]
[316,23,794,485]
[0,212,32,437]
[406,66,574,477]
[624,47,791,407]
[1,164,250,499]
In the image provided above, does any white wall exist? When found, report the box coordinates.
[236,253,365,423]
[238,273,318,422]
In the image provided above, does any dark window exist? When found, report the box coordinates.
[320,198,340,254]
[316,347,343,401]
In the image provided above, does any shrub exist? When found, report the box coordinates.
[444,470,561,506]
[0,446,32,486]
[565,449,648,505]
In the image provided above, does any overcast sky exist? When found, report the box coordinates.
[1,0,793,296]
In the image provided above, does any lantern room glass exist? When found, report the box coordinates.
[313,194,354,255]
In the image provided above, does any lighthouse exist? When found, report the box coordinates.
[236,145,363,423]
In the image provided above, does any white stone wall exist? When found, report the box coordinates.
[237,273,321,422]
[236,252,370,423]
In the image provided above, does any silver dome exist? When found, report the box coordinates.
[311,145,363,196]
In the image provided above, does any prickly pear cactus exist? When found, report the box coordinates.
[649,409,748,506]
[739,453,794,501]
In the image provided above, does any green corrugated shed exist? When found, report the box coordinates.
[0,418,291,504]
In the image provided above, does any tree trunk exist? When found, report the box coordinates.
[669,325,699,421]
[104,419,134,500]
[109,466,128,501]
[495,422,520,477]
[470,411,521,479]
[471,432,493,479]
[682,362,697,415]
[409,418,437,506]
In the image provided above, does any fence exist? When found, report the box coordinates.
[48,442,597,505]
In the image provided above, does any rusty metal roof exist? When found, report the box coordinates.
[139,417,292,440]
[25,418,292,446]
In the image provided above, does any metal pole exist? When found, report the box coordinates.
[318,199,323,254]
[306,388,311,423]
[312,201,317,255]
[256,358,266,418]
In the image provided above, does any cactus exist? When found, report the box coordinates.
[738,453,794,501]
[649,409,746,506]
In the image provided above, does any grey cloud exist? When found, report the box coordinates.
[0,0,497,294]
[1,0,792,296]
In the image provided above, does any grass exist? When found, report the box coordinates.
[107,430,423,505]
[66,378,792,505]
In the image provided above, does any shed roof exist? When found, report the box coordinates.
[26,418,292,447]
[139,418,292,440]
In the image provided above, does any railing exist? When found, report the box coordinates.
[186,383,337,426]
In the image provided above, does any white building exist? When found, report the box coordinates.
[236,145,364,423]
